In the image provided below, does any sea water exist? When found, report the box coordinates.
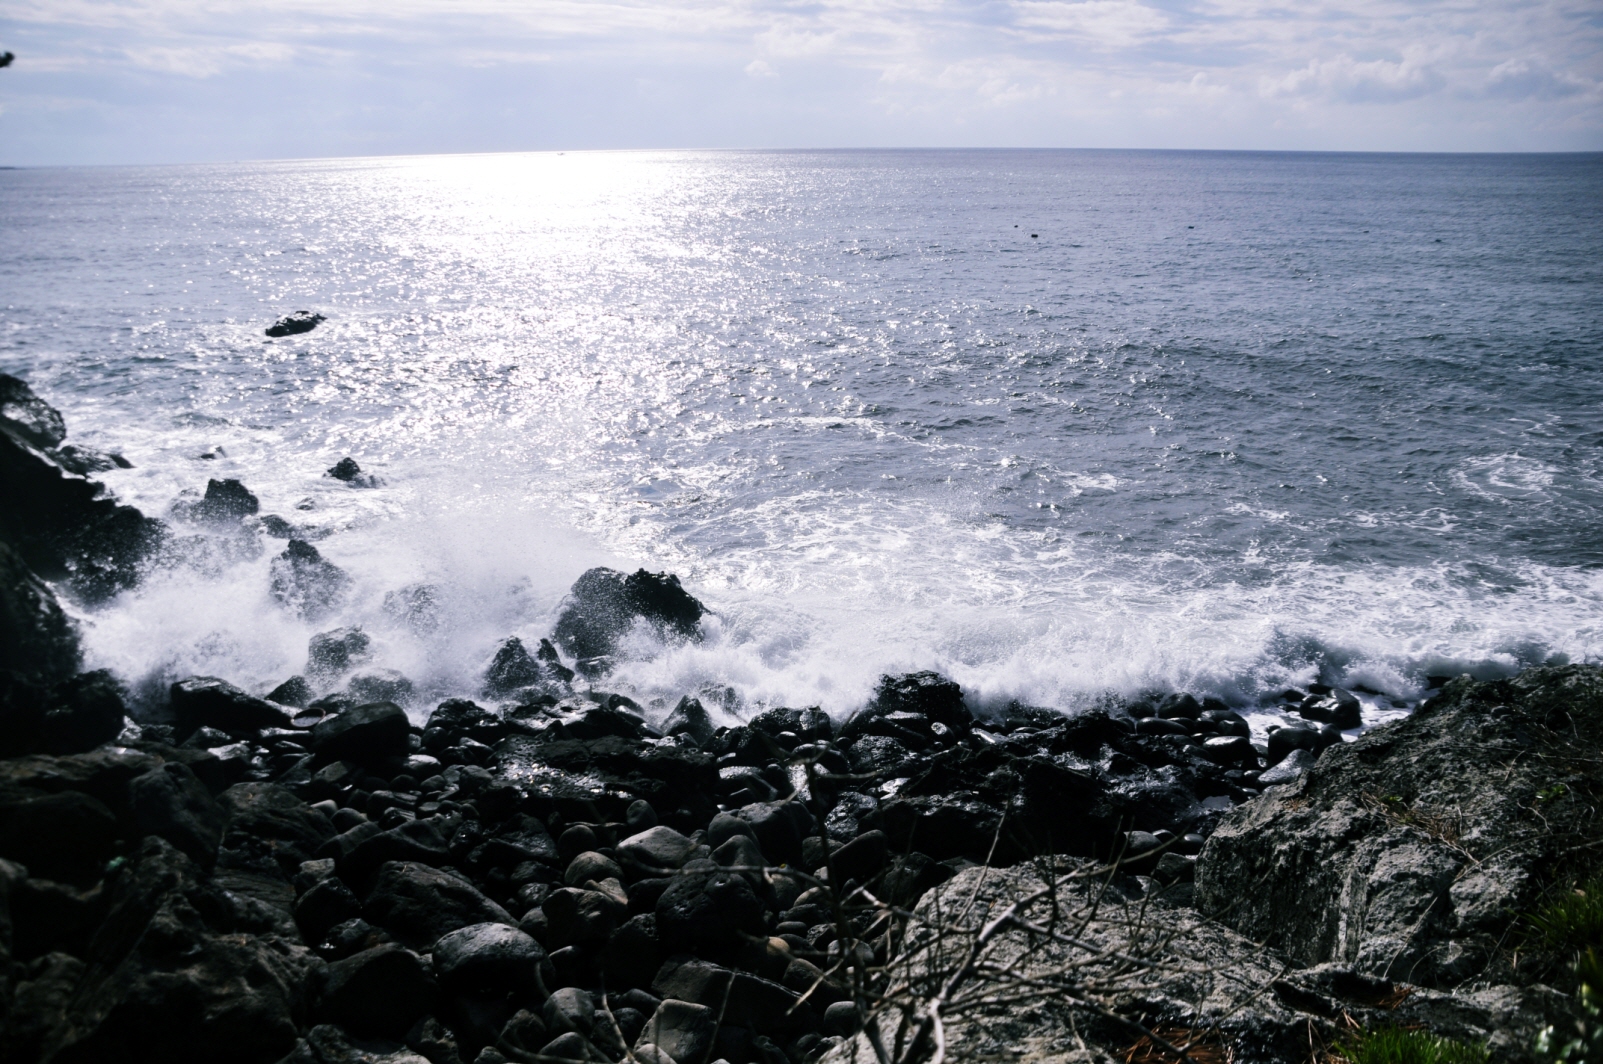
[3,149,1600,730]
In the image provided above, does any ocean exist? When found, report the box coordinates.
[3,149,1600,732]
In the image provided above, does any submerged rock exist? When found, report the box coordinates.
[265,310,326,338]
[325,456,382,488]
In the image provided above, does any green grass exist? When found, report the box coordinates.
[1342,1028,1489,1064]
[1531,878,1603,957]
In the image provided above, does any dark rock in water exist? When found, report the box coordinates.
[0,372,68,449]
[268,675,314,708]
[0,380,165,600]
[171,676,294,737]
[40,669,125,754]
[551,567,706,662]
[347,669,414,706]
[130,761,224,866]
[363,860,514,949]
[312,943,436,1038]
[871,671,971,731]
[1298,687,1363,730]
[427,699,508,745]
[190,477,259,521]
[664,695,714,744]
[54,443,128,476]
[383,583,441,635]
[483,636,573,698]
[1158,692,1203,720]
[310,701,411,763]
[1200,735,1258,766]
[324,456,382,488]
[307,626,373,682]
[269,539,351,620]
[265,310,326,338]
[0,540,80,690]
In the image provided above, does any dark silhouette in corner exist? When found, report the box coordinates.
[0,52,14,68]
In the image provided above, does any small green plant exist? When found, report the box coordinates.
[1341,1027,1489,1064]
[1530,878,1603,961]
[1535,983,1600,1064]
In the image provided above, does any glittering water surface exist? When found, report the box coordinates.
[3,150,1601,723]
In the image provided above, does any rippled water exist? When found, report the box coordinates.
[3,149,1600,723]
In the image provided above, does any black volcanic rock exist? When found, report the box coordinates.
[269,539,351,620]
[551,567,705,662]
[265,310,325,338]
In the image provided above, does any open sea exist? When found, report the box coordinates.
[3,149,1601,730]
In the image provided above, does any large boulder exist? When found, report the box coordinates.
[1196,665,1603,989]
[170,676,294,737]
[130,761,225,866]
[15,836,320,1063]
[362,861,515,949]
[309,702,410,763]
[0,374,165,601]
[0,540,79,689]
[551,567,705,663]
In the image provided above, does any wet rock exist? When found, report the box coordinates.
[270,539,351,620]
[1200,735,1258,767]
[870,671,971,732]
[482,636,573,698]
[269,675,315,708]
[326,457,382,488]
[171,676,294,737]
[0,378,165,600]
[266,310,326,338]
[348,670,415,707]
[551,567,706,662]
[638,999,717,1064]
[427,699,508,745]
[1257,747,1315,786]
[663,695,714,745]
[310,701,411,763]
[296,875,364,944]
[0,540,79,693]
[1298,687,1363,730]
[434,921,555,999]
[1264,725,1322,767]
[618,825,697,874]
[363,861,514,950]
[308,626,373,682]
[655,868,766,956]
[130,761,225,866]
[313,943,437,1038]
[37,668,126,756]
[188,477,259,522]
[0,373,68,449]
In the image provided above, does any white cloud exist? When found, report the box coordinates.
[1261,54,1443,103]
[745,58,777,77]
[1011,1,1169,48]
[1485,57,1593,100]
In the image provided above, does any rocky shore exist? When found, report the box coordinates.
[0,375,1596,1064]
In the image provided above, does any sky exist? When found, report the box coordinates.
[1,0,1600,164]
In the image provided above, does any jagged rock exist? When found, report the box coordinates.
[130,761,225,866]
[551,567,705,662]
[266,310,326,338]
[171,676,294,736]
[269,539,351,620]
[0,788,117,884]
[1197,664,1603,989]
[663,695,714,744]
[269,675,315,708]
[363,861,514,949]
[21,836,319,1063]
[307,627,373,682]
[0,539,79,691]
[185,477,259,522]
[0,376,165,600]
[482,637,572,697]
